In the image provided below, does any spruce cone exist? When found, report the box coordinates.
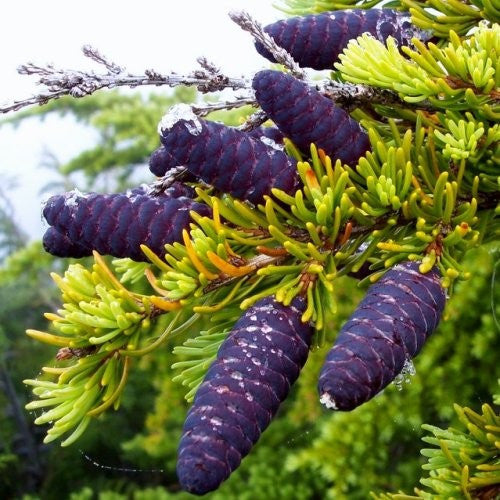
[318,261,446,411]
[253,70,370,166]
[255,9,432,70]
[42,185,210,261]
[177,296,313,495]
[159,104,299,204]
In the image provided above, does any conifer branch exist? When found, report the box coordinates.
[237,109,268,131]
[0,46,250,114]
[318,80,436,112]
[192,97,257,117]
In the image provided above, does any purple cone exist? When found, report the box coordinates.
[255,9,432,70]
[177,296,313,494]
[318,261,446,411]
[253,70,370,166]
[159,104,299,204]
[42,184,210,261]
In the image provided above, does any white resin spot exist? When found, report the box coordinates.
[210,417,222,426]
[259,136,283,151]
[258,304,275,314]
[158,103,202,136]
[261,324,273,334]
[319,393,338,410]
[230,371,243,380]
[64,188,88,208]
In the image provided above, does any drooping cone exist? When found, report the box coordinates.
[177,296,313,495]
[42,183,210,261]
[318,261,446,411]
[255,9,432,70]
[253,70,370,166]
[159,104,299,204]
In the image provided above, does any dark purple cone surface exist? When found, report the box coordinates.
[42,187,210,261]
[159,106,299,204]
[148,146,198,183]
[255,9,432,70]
[248,126,284,146]
[43,227,92,258]
[149,145,178,176]
[318,261,446,411]
[253,70,370,166]
[177,296,313,495]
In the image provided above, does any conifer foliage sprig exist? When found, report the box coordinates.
[377,400,500,499]
[337,23,499,113]
[403,0,500,38]
[22,252,189,445]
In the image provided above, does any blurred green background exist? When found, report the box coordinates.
[0,90,498,500]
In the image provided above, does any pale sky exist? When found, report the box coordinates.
[0,0,282,240]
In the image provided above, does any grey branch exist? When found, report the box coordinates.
[318,80,435,112]
[193,96,257,117]
[1,40,432,116]
[148,168,211,195]
[149,167,189,195]
[193,96,266,131]
[237,110,268,131]
[229,10,305,80]
[82,44,123,74]
[0,46,250,114]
